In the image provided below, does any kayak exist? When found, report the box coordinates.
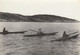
[0,31,27,34]
[51,34,79,42]
[24,32,58,37]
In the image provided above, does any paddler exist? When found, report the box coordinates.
[29,28,44,35]
[3,27,8,33]
[37,28,44,35]
[62,31,68,38]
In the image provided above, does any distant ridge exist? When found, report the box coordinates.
[0,12,79,22]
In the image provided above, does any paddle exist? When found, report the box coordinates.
[67,31,78,36]
[29,29,38,32]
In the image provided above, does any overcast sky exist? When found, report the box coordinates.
[0,0,80,21]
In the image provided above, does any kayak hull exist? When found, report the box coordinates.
[0,31,26,34]
[24,32,58,37]
[51,34,79,42]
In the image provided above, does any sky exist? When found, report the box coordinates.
[0,0,80,21]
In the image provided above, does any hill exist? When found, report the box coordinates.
[0,12,79,22]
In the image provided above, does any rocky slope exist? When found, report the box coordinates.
[0,12,79,22]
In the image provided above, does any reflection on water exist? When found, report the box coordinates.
[0,22,79,55]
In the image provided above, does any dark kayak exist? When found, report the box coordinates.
[51,34,79,42]
[0,31,27,34]
[24,32,58,37]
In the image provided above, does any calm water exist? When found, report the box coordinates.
[0,22,80,55]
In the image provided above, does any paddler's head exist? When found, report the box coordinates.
[4,27,6,30]
[39,28,41,31]
[64,31,66,33]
